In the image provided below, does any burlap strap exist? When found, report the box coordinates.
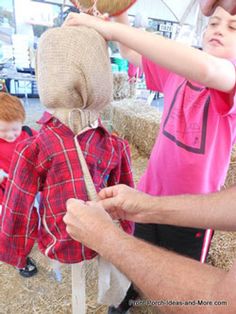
[72,136,97,314]
[65,111,129,313]
[49,108,99,314]
[74,136,97,201]
[49,108,99,135]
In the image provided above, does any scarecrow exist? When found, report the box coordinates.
[0,26,134,313]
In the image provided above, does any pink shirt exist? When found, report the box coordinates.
[138,57,236,196]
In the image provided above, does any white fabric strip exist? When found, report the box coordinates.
[72,262,86,314]
[74,136,131,309]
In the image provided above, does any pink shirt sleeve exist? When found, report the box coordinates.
[142,56,171,92]
[210,60,236,116]
[143,56,236,116]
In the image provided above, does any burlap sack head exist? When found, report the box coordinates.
[36,26,112,112]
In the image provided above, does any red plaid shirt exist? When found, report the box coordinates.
[0,112,134,268]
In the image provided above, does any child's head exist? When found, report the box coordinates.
[202,6,236,59]
[36,26,112,113]
[0,92,25,142]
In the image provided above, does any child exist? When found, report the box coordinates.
[0,92,38,278]
[63,6,236,313]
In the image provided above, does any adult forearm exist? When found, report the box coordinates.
[149,187,236,231]
[99,225,232,314]
[64,197,236,313]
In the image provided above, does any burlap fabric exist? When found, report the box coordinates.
[37,26,112,134]
[70,0,136,17]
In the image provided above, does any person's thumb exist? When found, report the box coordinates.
[98,198,116,211]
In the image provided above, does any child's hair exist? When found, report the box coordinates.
[0,92,25,122]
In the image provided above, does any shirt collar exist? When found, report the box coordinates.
[37,111,110,136]
[37,111,53,124]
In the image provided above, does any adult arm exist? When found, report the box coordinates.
[63,13,235,92]
[98,184,236,231]
[63,198,236,314]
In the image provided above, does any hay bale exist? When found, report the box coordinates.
[130,304,157,314]
[111,99,162,156]
[130,144,148,186]
[224,144,236,188]
[129,78,137,99]
[207,231,236,271]
[113,73,130,100]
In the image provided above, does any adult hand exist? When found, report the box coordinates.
[63,12,113,41]
[199,0,236,16]
[63,198,113,251]
[98,184,155,223]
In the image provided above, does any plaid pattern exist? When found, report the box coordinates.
[0,112,134,268]
[0,128,37,203]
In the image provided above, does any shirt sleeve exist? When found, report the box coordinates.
[210,60,236,115]
[0,140,40,268]
[108,139,134,188]
[142,55,171,92]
